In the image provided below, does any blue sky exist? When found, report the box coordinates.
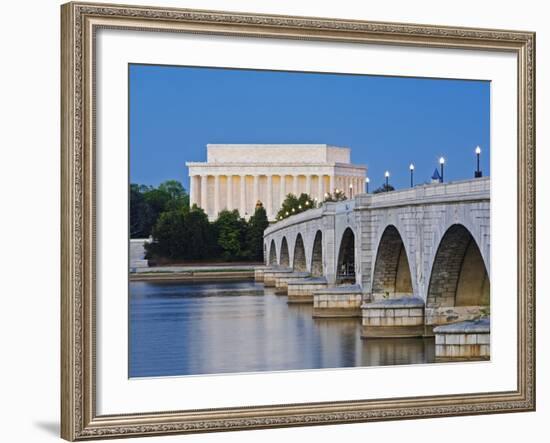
[129,64,490,192]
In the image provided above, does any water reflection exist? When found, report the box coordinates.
[129,280,434,378]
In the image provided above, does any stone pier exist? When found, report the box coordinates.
[254,266,268,282]
[263,268,293,287]
[425,306,490,336]
[434,318,490,361]
[312,285,363,318]
[274,272,310,294]
[287,277,328,303]
[361,297,425,338]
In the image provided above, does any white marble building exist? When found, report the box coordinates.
[186,144,367,221]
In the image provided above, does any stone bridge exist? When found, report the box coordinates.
[263,177,490,340]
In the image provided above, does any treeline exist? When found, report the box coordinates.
[130,180,189,238]
[130,180,268,263]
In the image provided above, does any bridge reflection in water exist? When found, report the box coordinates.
[129,280,434,378]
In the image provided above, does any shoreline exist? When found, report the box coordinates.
[130,269,255,282]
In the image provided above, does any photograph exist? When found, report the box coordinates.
[128,64,491,378]
[57,2,536,440]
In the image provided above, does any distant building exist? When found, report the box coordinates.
[186,144,367,221]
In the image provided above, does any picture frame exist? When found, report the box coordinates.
[61,1,536,440]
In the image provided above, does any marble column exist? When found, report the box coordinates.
[329,175,335,194]
[253,175,259,208]
[240,175,246,216]
[280,175,286,206]
[317,175,323,201]
[214,175,220,216]
[226,175,233,211]
[200,175,208,211]
[189,175,196,207]
[266,175,273,218]
[306,174,312,196]
[292,175,298,196]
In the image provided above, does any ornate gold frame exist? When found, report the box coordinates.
[61,2,536,440]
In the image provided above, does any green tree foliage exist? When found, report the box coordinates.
[146,207,188,260]
[130,184,154,238]
[214,209,248,260]
[276,193,316,220]
[130,180,190,238]
[246,205,269,261]
[158,179,190,210]
[372,183,396,194]
[323,190,347,202]
[133,180,272,263]
[184,205,216,259]
[146,205,216,261]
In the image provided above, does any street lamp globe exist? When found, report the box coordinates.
[475,146,481,155]
[439,157,445,165]
[385,171,390,178]
[409,163,415,171]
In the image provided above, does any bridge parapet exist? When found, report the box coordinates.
[264,199,355,236]
[355,177,489,210]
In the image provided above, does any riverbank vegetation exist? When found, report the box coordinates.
[131,180,269,263]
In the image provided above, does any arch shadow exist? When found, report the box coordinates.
[371,225,414,300]
[427,224,490,308]
[293,234,307,272]
[268,239,277,266]
[280,237,290,267]
[311,230,323,277]
[336,227,355,284]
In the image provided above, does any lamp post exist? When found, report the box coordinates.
[365,177,369,193]
[349,183,353,199]
[439,157,445,183]
[409,163,415,188]
[385,171,390,190]
[475,146,482,178]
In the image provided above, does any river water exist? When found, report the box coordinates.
[129,280,435,378]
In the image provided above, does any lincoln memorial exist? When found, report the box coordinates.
[186,144,367,221]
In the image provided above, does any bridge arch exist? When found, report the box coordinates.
[427,224,490,308]
[336,227,356,284]
[268,239,277,266]
[279,237,290,267]
[371,225,414,300]
[293,233,307,272]
[311,230,323,276]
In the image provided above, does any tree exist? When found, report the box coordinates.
[373,183,395,193]
[323,190,347,202]
[246,204,269,261]
[129,180,190,238]
[184,205,217,259]
[158,179,190,210]
[214,209,248,260]
[146,204,215,261]
[130,184,154,238]
[276,193,316,220]
[146,207,188,259]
